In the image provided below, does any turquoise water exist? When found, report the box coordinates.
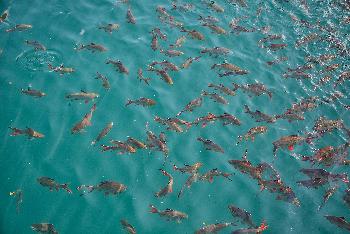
[1,0,350,233]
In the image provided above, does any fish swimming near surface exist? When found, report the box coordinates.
[25,40,46,51]
[137,68,151,85]
[21,87,46,98]
[31,223,58,234]
[98,23,119,33]
[71,103,97,134]
[208,83,236,96]
[237,126,267,144]
[324,215,350,232]
[95,72,110,90]
[181,56,201,69]
[149,204,188,223]
[9,127,44,139]
[232,222,268,234]
[126,137,147,149]
[272,135,306,157]
[173,162,203,174]
[9,189,23,214]
[177,97,203,116]
[0,9,9,23]
[65,91,99,103]
[48,63,75,75]
[155,169,174,197]
[126,97,156,107]
[91,122,113,145]
[244,105,276,123]
[232,82,272,99]
[6,24,32,32]
[120,219,136,234]
[77,181,127,196]
[75,43,107,52]
[201,47,231,57]
[180,28,205,40]
[197,137,224,153]
[106,59,129,74]
[201,91,228,104]
[228,205,256,228]
[37,177,72,194]
[195,222,236,234]
[126,8,136,24]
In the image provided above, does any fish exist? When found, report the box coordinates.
[9,189,23,214]
[230,0,248,7]
[173,162,203,174]
[202,23,226,34]
[150,60,180,71]
[297,178,328,189]
[126,8,136,24]
[258,34,285,45]
[266,56,288,66]
[313,75,332,89]
[295,33,319,47]
[299,168,349,184]
[148,67,173,84]
[0,9,9,23]
[31,223,58,234]
[306,54,336,64]
[200,168,233,182]
[151,33,159,51]
[171,2,194,11]
[264,43,287,51]
[324,215,350,232]
[197,137,224,153]
[208,83,236,96]
[318,186,338,210]
[155,169,174,197]
[312,116,345,135]
[232,222,268,234]
[137,68,151,85]
[211,61,246,73]
[95,72,110,90]
[71,103,97,134]
[334,70,350,87]
[146,131,169,157]
[21,87,46,98]
[232,82,272,99]
[120,220,136,234]
[286,97,318,113]
[37,177,72,193]
[91,122,113,145]
[102,141,136,154]
[323,63,340,73]
[77,181,127,196]
[75,43,107,52]
[201,47,231,57]
[149,204,188,223]
[195,222,236,234]
[177,97,202,116]
[275,112,305,122]
[152,28,167,40]
[25,40,46,51]
[170,35,186,48]
[106,59,129,74]
[48,63,74,75]
[206,1,224,13]
[180,28,205,40]
[216,113,241,126]
[287,64,314,73]
[198,15,220,24]
[243,105,276,123]
[154,116,183,132]
[283,71,312,80]
[178,172,201,198]
[9,127,44,139]
[181,56,201,69]
[65,91,99,103]
[126,137,147,149]
[156,6,173,21]
[125,98,156,107]
[98,23,119,33]
[272,135,305,157]
[237,126,267,144]
[228,205,256,228]
[192,113,218,128]
[6,24,32,32]
[160,49,184,57]
[201,91,228,104]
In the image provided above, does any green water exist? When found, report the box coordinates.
[1,0,349,233]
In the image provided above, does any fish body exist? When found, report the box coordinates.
[181,28,204,40]
[137,68,151,85]
[126,98,156,107]
[95,72,110,89]
[318,186,338,210]
[154,116,183,132]
[232,222,268,233]
[198,15,219,24]
[208,83,235,96]
[197,137,224,153]
[192,113,218,128]
[6,24,32,32]
[91,122,113,145]
[126,8,136,24]
[217,113,241,126]
[244,105,276,123]
[106,59,129,74]
[149,205,188,223]
[65,91,99,103]
[0,9,9,23]
[201,47,231,57]
[77,181,127,196]
[237,126,267,144]
[160,49,184,57]
[232,82,272,99]
[98,23,119,33]
[170,35,186,48]
[48,64,74,75]
[195,222,235,234]
[273,135,305,157]
[177,97,202,116]
[126,137,147,149]
[266,56,288,66]
[207,1,224,12]
[173,162,203,174]
[228,205,255,228]
[201,91,228,104]
[120,220,136,234]
[155,169,174,197]
[9,127,44,138]
[295,33,319,47]
[37,177,72,193]
[200,168,232,182]
[151,34,158,51]
[325,215,350,231]
[31,223,58,234]
[275,112,305,122]
[21,87,46,97]
[9,189,23,213]
[25,40,46,50]
[202,23,226,34]
[313,117,344,135]
[71,104,96,134]
[182,56,201,69]
[76,43,107,52]
[335,70,350,87]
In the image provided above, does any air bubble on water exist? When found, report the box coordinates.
[133,119,136,122]
[80,29,85,36]
[160,201,164,204]
[8,81,12,85]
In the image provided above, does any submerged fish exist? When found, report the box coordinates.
[75,43,107,52]
[181,56,201,69]
[95,72,110,90]
[6,24,32,32]
[195,222,235,234]
[48,63,74,75]
[9,189,23,214]
[98,23,119,33]
[272,135,305,157]
[126,8,136,24]
[232,82,272,99]
[201,91,228,104]
[77,181,127,196]
[325,215,350,232]
[106,59,129,74]
[244,105,276,123]
[120,219,136,234]
[71,104,97,134]
[37,177,72,194]
[65,91,99,103]
[197,137,224,153]
[21,87,46,98]
[237,126,267,144]
[91,122,113,145]
[228,205,256,228]
[9,127,44,139]
[177,97,203,116]
[31,223,58,234]
[126,97,156,107]
[149,204,188,223]
[25,40,46,51]
[155,169,174,197]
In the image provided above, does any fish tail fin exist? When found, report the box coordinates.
[149,204,158,213]
[60,183,72,194]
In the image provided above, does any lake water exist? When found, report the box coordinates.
[1,0,349,233]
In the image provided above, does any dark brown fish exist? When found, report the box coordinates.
[106,59,129,74]
[95,72,110,90]
[201,91,228,104]
[237,126,267,144]
[120,219,136,234]
[177,97,203,116]
[244,105,276,123]
[272,135,305,157]
[37,177,72,193]
[173,162,203,174]
[77,181,127,196]
[149,204,188,223]
[180,28,205,40]
[91,122,113,145]
[325,215,350,231]
[228,205,256,228]
[76,43,107,52]
[208,83,236,96]
[232,82,272,99]
[181,56,201,69]
[21,87,46,97]
[155,169,174,197]
[126,98,156,107]
[126,8,136,24]
[9,127,44,138]
[197,137,224,153]
[71,104,96,134]
[195,222,235,234]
